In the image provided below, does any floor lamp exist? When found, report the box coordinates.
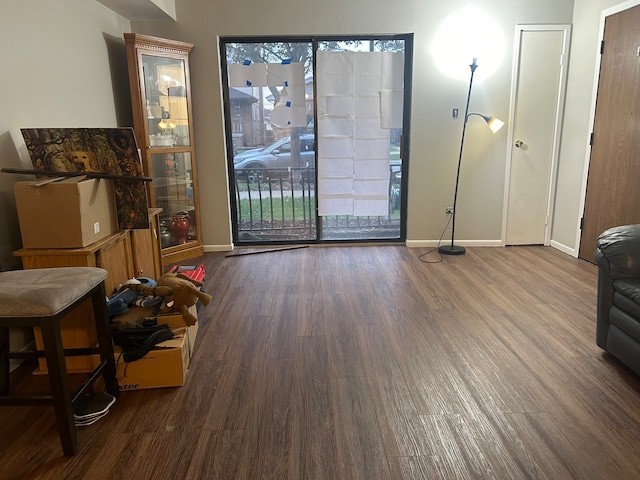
[438,58,504,256]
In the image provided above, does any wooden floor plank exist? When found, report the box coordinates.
[330,374,393,480]
[290,335,337,479]
[183,430,245,480]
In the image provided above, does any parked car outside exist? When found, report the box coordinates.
[234,134,315,183]
[234,134,403,191]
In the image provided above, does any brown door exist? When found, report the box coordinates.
[580,5,640,261]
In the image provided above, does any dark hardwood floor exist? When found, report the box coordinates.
[2,245,640,479]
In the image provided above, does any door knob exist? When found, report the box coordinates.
[515,140,524,148]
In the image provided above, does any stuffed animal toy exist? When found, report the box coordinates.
[131,272,212,325]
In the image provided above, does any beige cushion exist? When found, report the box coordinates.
[0,267,107,318]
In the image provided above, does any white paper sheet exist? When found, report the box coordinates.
[354,178,389,195]
[381,53,405,90]
[318,157,355,177]
[317,50,403,217]
[354,159,391,178]
[317,73,354,97]
[319,136,355,159]
[354,95,381,118]
[319,177,355,195]
[317,96,355,118]
[318,197,353,216]
[380,90,404,128]
[318,116,354,137]
[279,84,305,101]
[355,73,382,96]
[228,63,268,87]
[267,62,304,87]
[354,137,390,160]
[355,52,382,74]
[319,51,354,73]
[269,103,307,128]
[355,117,387,139]
[354,198,389,216]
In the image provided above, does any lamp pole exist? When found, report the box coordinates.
[439,58,478,256]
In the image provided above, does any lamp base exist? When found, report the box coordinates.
[438,244,466,255]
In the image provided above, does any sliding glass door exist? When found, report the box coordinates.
[220,35,412,244]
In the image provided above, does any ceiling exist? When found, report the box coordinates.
[96,0,176,22]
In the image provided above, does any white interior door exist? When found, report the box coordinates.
[504,25,571,245]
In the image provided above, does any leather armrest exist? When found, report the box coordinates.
[596,224,640,280]
[595,224,640,349]
[596,248,614,348]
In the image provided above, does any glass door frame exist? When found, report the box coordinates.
[220,33,413,245]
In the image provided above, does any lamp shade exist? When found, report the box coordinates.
[486,116,505,133]
[474,114,504,133]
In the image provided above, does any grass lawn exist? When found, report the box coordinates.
[237,195,400,223]
[237,196,315,224]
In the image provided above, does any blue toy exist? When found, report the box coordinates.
[106,277,165,317]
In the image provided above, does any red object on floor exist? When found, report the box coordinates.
[168,264,205,282]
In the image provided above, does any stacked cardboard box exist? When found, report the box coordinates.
[14,177,118,249]
[97,305,199,391]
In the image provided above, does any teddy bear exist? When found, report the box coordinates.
[130,272,212,325]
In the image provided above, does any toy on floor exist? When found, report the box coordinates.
[168,264,205,282]
[131,272,212,325]
[106,277,168,317]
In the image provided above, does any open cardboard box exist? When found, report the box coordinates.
[95,305,198,391]
[14,177,117,248]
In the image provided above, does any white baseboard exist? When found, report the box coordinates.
[406,238,580,259]
[406,239,503,248]
[205,240,577,259]
[203,244,234,252]
[549,240,578,258]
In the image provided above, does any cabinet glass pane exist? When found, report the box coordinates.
[152,152,197,248]
[142,54,191,148]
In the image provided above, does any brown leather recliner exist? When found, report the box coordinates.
[595,224,640,376]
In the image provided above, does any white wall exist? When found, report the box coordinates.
[130,0,575,250]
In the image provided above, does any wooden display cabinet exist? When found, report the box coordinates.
[130,207,163,280]
[124,33,204,265]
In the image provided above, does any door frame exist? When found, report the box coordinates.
[219,34,413,246]
[501,24,572,246]
[576,0,640,256]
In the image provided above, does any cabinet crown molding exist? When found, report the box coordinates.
[124,33,193,53]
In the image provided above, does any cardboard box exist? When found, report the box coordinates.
[112,304,198,330]
[113,323,198,391]
[106,305,199,391]
[14,177,117,248]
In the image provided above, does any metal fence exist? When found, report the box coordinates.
[235,167,316,240]
[234,166,401,241]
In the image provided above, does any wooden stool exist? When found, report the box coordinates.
[0,267,119,456]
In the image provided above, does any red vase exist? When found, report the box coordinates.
[169,212,190,244]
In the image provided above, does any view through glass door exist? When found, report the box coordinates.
[221,35,411,244]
